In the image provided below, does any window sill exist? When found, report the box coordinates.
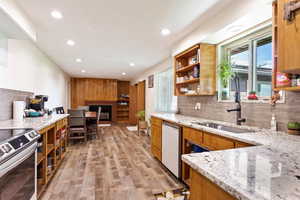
[218,98,285,104]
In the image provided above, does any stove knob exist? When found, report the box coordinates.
[2,144,12,153]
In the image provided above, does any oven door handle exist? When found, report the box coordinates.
[0,142,37,178]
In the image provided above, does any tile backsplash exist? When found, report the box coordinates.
[0,88,33,121]
[178,92,300,131]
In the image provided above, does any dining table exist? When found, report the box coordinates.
[85,111,97,119]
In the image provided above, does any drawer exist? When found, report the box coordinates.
[203,132,235,150]
[183,127,203,146]
[152,117,162,127]
[151,145,162,161]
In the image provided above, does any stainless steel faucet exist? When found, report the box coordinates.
[226,76,246,125]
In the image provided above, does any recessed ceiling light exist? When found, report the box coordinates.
[76,58,82,63]
[51,10,63,19]
[129,62,135,67]
[81,69,86,73]
[66,40,75,46]
[122,72,126,76]
[161,28,171,36]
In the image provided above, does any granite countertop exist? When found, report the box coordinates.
[152,113,300,200]
[0,114,69,131]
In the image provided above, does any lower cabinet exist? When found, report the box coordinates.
[151,117,162,161]
[190,168,237,200]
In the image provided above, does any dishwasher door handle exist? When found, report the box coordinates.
[163,122,180,129]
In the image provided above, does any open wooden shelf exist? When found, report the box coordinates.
[174,43,216,96]
[37,117,68,199]
[37,153,44,165]
[176,78,199,85]
[47,144,54,155]
[274,86,300,92]
[176,62,199,73]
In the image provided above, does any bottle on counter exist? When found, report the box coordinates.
[270,113,278,131]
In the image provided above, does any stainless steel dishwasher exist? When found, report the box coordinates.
[162,122,181,178]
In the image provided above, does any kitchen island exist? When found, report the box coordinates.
[151,113,300,200]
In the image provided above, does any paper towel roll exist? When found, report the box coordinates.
[13,101,25,121]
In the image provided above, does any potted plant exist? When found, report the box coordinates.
[137,110,147,129]
[218,59,235,100]
[248,91,258,100]
[287,122,300,135]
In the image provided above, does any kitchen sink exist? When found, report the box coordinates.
[192,122,255,134]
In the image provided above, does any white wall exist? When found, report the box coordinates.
[132,58,171,120]
[0,39,70,110]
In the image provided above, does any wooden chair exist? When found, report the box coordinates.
[68,109,87,144]
[86,107,104,139]
[55,106,65,114]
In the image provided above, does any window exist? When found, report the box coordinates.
[219,27,276,102]
[155,67,177,113]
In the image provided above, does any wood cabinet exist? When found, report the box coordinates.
[277,0,300,74]
[151,117,162,161]
[202,132,235,150]
[71,78,118,108]
[190,168,237,200]
[181,126,253,186]
[37,117,68,199]
[273,0,300,91]
[174,44,216,96]
[117,81,130,123]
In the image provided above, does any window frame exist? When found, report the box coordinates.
[217,25,285,103]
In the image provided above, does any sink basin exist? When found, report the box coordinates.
[192,122,255,134]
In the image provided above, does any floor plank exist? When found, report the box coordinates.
[41,125,183,200]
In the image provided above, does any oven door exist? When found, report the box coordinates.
[0,142,37,200]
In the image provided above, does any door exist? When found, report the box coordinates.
[278,0,300,73]
[129,85,137,125]
[137,80,145,112]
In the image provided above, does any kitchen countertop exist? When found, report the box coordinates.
[152,112,300,200]
[0,114,69,131]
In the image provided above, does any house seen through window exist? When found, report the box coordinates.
[220,27,274,101]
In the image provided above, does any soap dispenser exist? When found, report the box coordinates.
[270,113,277,131]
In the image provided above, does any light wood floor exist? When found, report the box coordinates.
[41,125,183,200]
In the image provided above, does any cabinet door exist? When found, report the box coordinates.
[151,124,162,160]
[278,0,300,73]
[190,169,237,200]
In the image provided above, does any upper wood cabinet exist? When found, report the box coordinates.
[277,0,300,74]
[273,0,300,91]
[174,43,216,96]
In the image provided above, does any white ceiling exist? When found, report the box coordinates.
[13,0,272,80]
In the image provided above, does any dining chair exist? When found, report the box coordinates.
[68,109,87,144]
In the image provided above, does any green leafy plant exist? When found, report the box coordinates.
[249,91,256,95]
[136,110,145,121]
[218,59,235,88]
[287,122,300,130]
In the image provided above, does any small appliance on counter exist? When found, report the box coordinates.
[26,95,49,117]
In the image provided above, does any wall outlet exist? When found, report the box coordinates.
[195,102,201,110]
